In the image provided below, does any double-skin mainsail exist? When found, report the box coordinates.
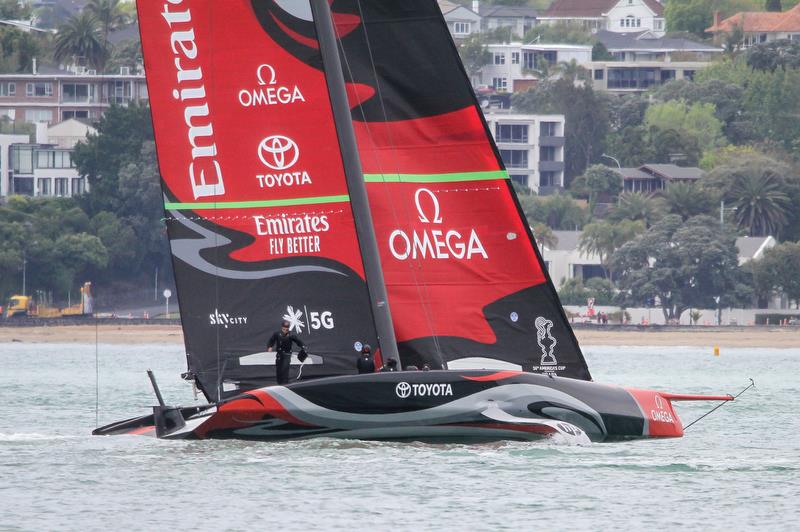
[139,0,590,402]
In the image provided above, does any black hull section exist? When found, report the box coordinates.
[94,370,699,443]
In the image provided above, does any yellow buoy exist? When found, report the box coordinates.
[713,345,720,357]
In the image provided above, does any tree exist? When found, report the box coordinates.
[522,22,594,46]
[72,103,154,215]
[664,0,713,38]
[729,171,791,236]
[747,39,800,72]
[570,164,623,214]
[531,222,557,250]
[579,219,645,280]
[663,182,714,220]
[458,33,491,78]
[644,100,726,154]
[608,192,665,227]
[521,193,588,230]
[753,241,800,307]
[54,11,109,71]
[86,0,127,44]
[592,42,613,61]
[613,215,752,322]
[765,0,782,11]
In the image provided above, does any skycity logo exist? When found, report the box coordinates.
[255,134,312,189]
[209,309,248,328]
[238,63,305,107]
[388,188,488,261]
[395,382,453,398]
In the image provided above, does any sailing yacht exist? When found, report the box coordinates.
[94,0,731,442]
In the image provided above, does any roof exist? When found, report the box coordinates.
[550,230,581,251]
[736,236,775,261]
[437,0,461,15]
[595,29,722,52]
[481,5,538,18]
[544,0,663,18]
[614,167,653,180]
[707,4,800,33]
[641,164,704,180]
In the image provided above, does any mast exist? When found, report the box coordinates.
[310,0,400,365]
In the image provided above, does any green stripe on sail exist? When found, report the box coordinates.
[164,194,350,210]
[363,170,509,183]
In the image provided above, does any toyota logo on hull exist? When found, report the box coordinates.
[395,382,411,398]
[258,135,300,170]
[395,382,453,398]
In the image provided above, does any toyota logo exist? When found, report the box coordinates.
[258,135,299,171]
[395,382,411,399]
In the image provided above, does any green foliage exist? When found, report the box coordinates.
[0,26,43,73]
[644,100,726,153]
[458,33,492,77]
[608,192,666,227]
[558,277,616,306]
[570,164,623,213]
[513,79,610,182]
[592,42,613,61]
[54,11,109,71]
[73,103,154,215]
[579,219,646,279]
[522,22,594,46]
[664,0,714,37]
[752,241,800,306]
[747,39,800,72]
[86,0,127,43]
[520,193,588,230]
[612,215,752,321]
[663,182,714,220]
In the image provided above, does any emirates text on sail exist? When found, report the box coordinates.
[253,214,330,256]
[162,0,225,199]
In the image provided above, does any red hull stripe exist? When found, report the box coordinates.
[364,171,508,183]
[248,389,316,427]
[164,195,350,211]
[660,393,734,402]
[462,371,524,382]
[127,426,155,436]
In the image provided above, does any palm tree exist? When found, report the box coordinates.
[579,219,645,280]
[729,171,790,237]
[608,192,665,227]
[663,182,713,220]
[86,0,127,44]
[54,12,109,71]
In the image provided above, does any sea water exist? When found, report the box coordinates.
[0,343,798,531]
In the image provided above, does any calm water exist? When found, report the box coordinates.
[1,342,798,531]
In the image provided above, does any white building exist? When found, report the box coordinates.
[438,0,481,42]
[483,111,565,194]
[481,43,593,92]
[589,60,709,92]
[541,0,666,37]
[1,119,94,199]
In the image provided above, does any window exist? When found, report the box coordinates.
[11,146,33,173]
[683,69,696,80]
[759,33,767,43]
[660,70,676,83]
[510,174,529,187]
[594,69,604,80]
[495,124,528,143]
[540,146,556,162]
[0,82,15,96]
[607,68,657,89]
[26,82,53,97]
[54,177,69,196]
[540,171,559,187]
[71,178,85,195]
[493,52,506,65]
[511,52,520,65]
[492,77,508,91]
[24,109,53,122]
[37,178,51,196]
[655,20,663,30]
[62,110,89,120]
[540,122,557,137]
[453,22,471,35]
[36,150,73,169]
[62,83,93,103]
[13,177,33,195]
[499,149,528,168]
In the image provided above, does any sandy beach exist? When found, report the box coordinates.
[0,324,797,348]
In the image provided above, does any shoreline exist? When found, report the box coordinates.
[0,323,797,348]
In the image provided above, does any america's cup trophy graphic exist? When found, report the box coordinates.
[535,316,558,366]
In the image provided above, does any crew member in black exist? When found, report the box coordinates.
[267,320,306,385]
[356,344,375,374]
[380,358,398,372]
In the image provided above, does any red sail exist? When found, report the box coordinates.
[334,0,591,379]
[138,0,379,398]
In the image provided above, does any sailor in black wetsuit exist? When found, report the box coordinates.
[267,320,306,385]
[380,358,398,372]
[356,344,375,374]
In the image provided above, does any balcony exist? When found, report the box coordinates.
[539,136,565,147]
[539,161,564,172]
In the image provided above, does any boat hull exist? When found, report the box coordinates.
[93,370,722,443]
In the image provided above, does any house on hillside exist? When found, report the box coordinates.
[706,4,800,47]
[613,164,704,192]
[594,29,723,62]
[438,0,481,41]
[589,59,708,92]
[480,4,539,36]
[543,230,605,289]
[540,0,666,37]
[480,42,592,92]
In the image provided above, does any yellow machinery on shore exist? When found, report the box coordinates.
[3,282,93,318]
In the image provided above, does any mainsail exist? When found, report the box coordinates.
[138,0,381,398]
[328,0,592,379]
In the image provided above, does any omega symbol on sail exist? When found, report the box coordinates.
[239,64,305,107]
[258,135,300,171]
[389,188,488,261]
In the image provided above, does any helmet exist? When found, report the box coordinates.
[281,320,290,328]
[362,344,371,354]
